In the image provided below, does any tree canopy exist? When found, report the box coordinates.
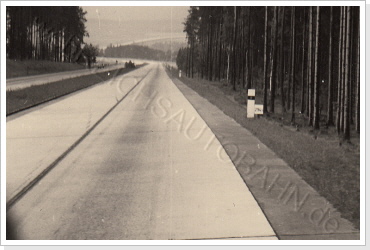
[82,43,99,68]
[6,6,88,62]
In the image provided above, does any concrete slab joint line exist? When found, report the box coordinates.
[6,67,153,209]
[167,70,360,241]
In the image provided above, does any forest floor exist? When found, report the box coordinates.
[6,59,86,79]
[167,67,360,230]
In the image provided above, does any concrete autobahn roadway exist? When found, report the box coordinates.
[6,62,277,240]
[6,58,146,91]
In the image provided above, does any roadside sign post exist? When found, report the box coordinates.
[179,70,182,78]
[255,104,264,118]
[247,89,255,118]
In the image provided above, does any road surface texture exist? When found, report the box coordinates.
[7,63,277,240]
[7,64,152,205]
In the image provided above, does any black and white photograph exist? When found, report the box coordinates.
[1,0,366,245]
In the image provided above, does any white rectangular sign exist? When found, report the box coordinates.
[255,105,264,115]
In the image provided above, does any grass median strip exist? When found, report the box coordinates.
[6,65,144,115]
[6,59,86,79]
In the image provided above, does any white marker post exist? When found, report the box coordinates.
[247,89,255,118]
[179,70,182,78]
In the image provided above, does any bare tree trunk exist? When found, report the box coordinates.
[241,13,245,87]
[263,6,269,113]
[291,7,296,123]
[280,7,286,113]
[343,6,351,141]
[350,7,359,130]
[209,21,213,81]
[249,10,254,89]
[232,6,238,90]
[247,7,252,90]
[186,46,190,77]
[340,8,347,133]
[307,7,313,124]
[355,11,360,133]
[313,7,320,130]
[60,30,63,62]
[349,7,354,126]
[270,6,278,113]
[287,8,293,111]
[218,9,223,81]
[300,8,306,114]
[327,7,335,126]
[192,39,194,77]
[227,50,230,83]
[336,7,344,133]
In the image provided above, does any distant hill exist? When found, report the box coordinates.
[147,41,186,53]
[103,44,177,61]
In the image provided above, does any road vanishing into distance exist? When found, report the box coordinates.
[6,57,147,91]
[6,63,277,240]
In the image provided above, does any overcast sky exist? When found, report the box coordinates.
[82,6,189,48]
[83,6,189,21]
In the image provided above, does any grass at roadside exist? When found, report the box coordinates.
[166,67,360,229]
[6,59,87,79]
[7,65,144,115]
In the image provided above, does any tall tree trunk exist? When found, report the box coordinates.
[270,6,278,113]
[336,7,344,133]
[209,21,213,81]
[205,29,209,79]
[241,15,246,88]
[191,38,194,78]
[227,50,230,83]
[307,7,313,125]
[218,11,223,81]
[201,37,205,79]
[249,10,254,89]
[300,8,306,114]
[263,6,269,113]
[340,8,347,133]
[313,7,320,130]
[291,7,296,123]
[232,6,238,90]
[350,7,359,126]
[186,46,189,77]
[247,7,252,90]
[287,8,294,111]
[355,10,360,133]
[327,7,335,126]
[280,7,286,113]
[349,8,354,126]
[343,6,351,141]
[60,30,63,62]
[237,17,242,86]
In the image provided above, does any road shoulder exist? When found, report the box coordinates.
[168,72,360,240]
